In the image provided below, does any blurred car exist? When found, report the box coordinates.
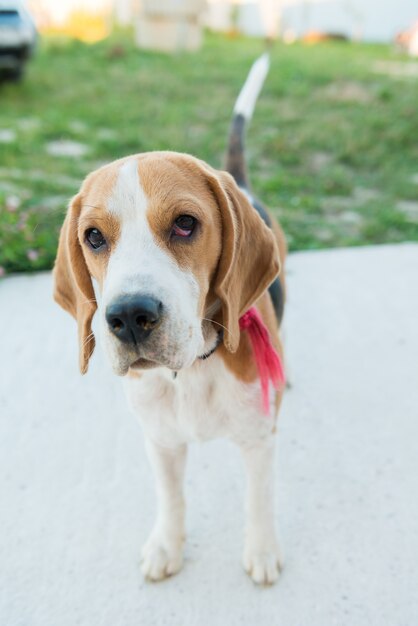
[0,0,36,81]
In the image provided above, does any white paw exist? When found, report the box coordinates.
[141,531,184,582]
[243,538,282,585]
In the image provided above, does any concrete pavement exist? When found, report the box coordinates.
[1,244,417,626]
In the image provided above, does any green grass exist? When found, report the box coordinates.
[1,31,417,273]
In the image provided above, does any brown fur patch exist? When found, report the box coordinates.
[77,206,120,289]
[53,161,123,373]
[77,161,125,286]
[217,207,286,415]
[53,194,97,374]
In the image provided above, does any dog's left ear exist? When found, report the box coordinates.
[208,169,280,353]
[53,193,97,374]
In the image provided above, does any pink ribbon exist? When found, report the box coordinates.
[239,306,285,415]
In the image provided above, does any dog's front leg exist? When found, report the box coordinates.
[240,437,282,585]
[141,439,187,581]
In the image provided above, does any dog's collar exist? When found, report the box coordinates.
[172,330,223,379]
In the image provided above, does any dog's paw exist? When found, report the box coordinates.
[141,531,184,582]
[243,538,282,585]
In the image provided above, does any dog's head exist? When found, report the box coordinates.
[53,152,279,375]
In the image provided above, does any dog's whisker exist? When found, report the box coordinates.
[82,331,95,348]
[202,318,230,336]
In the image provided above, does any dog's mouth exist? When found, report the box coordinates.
[124,325,214,373]
[129,357,160,370]
[127,348,197,373]
[112,327,204,374]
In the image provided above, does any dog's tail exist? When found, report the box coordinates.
[225,53,270,189]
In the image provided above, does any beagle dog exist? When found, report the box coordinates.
[54,54,287,585]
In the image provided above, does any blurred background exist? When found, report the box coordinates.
[0,0,417,276]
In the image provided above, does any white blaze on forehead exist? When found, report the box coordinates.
[105,157,165,295]
[107,158,148,220]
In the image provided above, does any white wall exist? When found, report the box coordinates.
[205,0,418,42]
[281,0,418,42]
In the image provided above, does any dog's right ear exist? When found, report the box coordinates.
[53,193,97,374]
[205,168,280,354]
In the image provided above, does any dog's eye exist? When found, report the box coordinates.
[171,215,196,238]
[85,228,106,250]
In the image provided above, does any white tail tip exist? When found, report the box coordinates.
[233,53,270,120]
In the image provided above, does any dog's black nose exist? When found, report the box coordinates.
[106,295,163,344]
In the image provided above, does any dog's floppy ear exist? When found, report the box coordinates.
[207,168,280,353]
[53,193,97,374]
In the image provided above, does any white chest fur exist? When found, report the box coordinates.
[123,353,276,448]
